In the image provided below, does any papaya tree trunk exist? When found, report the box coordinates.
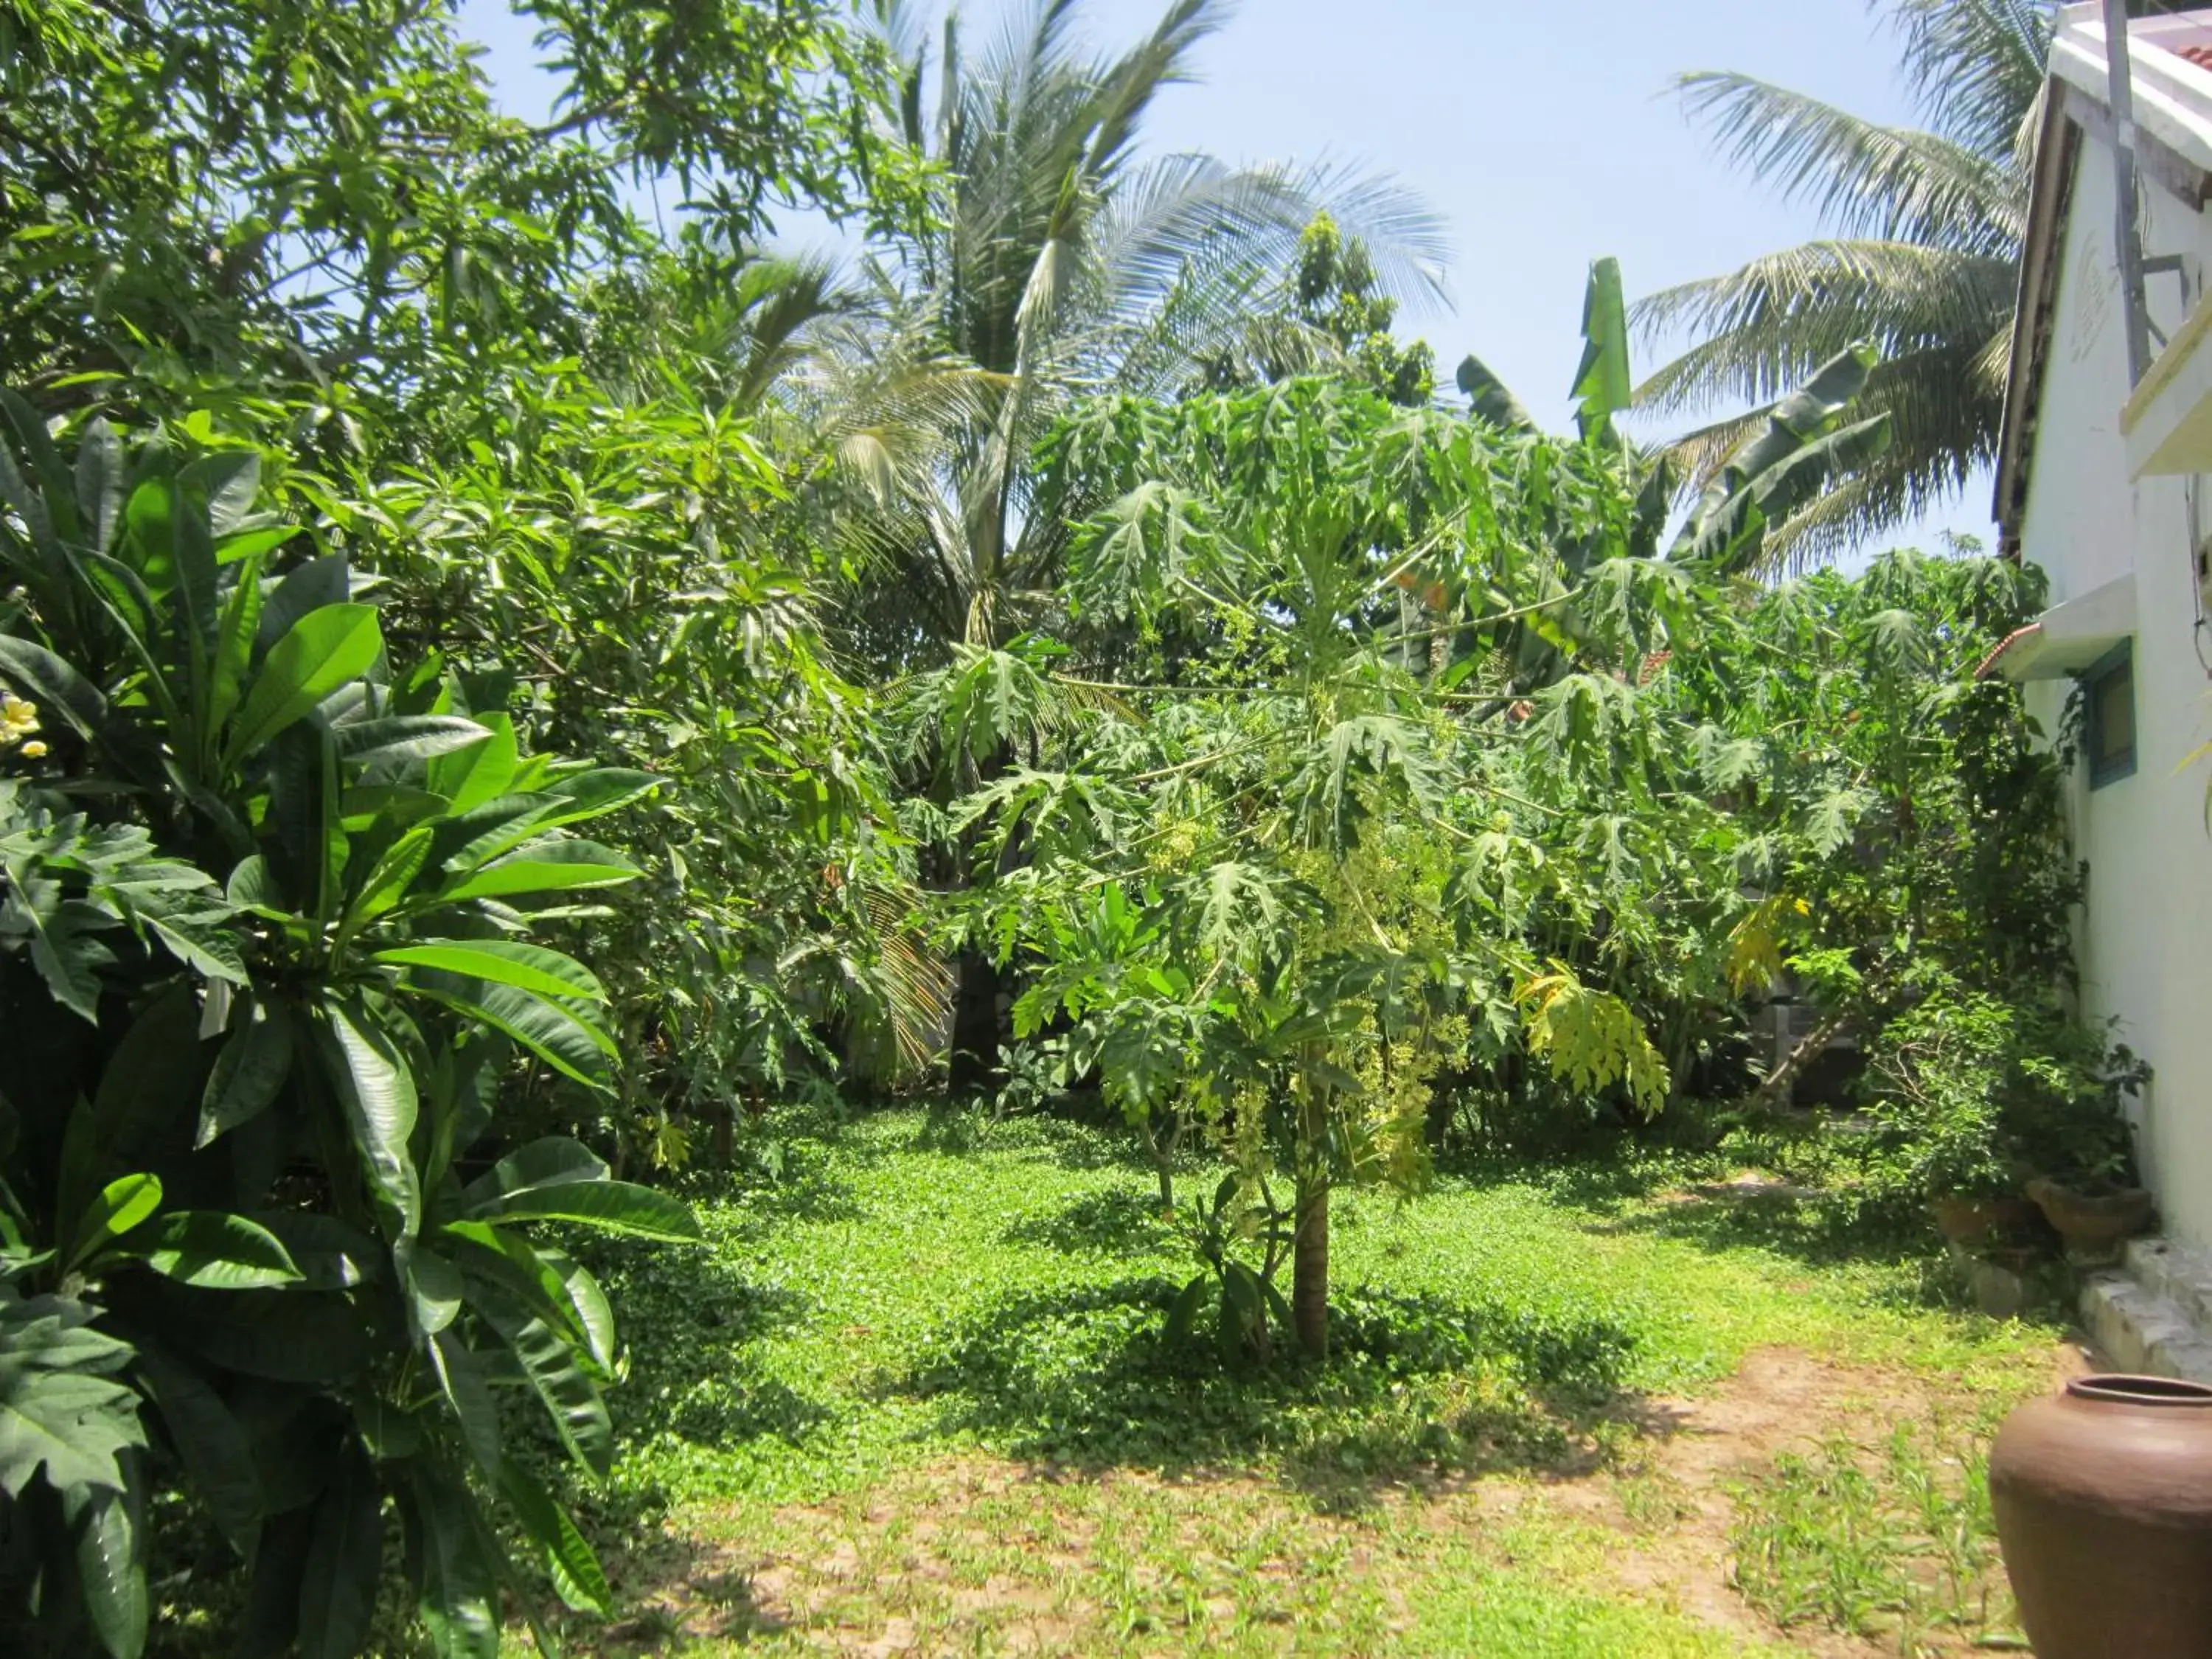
[1149,1109,1181,1210]
[1291,1065,1332,1360]
[1292,1167,1329,1360]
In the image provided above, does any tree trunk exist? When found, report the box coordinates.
[1292,1169,1329,1360]
[1149,1110,1180,1211]
[1753,1008,1851,1110]
[947,950,1002,1097]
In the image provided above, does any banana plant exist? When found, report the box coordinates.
[1453,256,1893,602]
[0,392,695,1657]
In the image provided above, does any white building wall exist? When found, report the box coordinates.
[2019,136,2212,1248]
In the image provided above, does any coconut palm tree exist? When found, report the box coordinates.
[1635,0,2053,565]
[831,0,1447,667]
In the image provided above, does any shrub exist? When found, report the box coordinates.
[1860,979,2146,1206]
[0,397,696,1656]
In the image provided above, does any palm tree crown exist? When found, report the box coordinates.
[1636,0,2053,566]
[827,0,1446,664]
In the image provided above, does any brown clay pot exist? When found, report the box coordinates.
[1929,1192,2037,1245]
[1989,1374,2212,1658]
[2025,1176,2154,1256]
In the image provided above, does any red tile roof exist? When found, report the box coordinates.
[1975,622,2043,681]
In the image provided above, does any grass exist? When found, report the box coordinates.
[501,1104,2070,1655]
[1728,1411,2023,1652]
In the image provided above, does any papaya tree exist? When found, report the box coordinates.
[943,375,1739,1361]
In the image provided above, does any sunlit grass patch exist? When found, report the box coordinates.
[537,1105,2064,1655]
[1727,1409,2025,1655]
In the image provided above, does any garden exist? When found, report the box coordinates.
[0,1,2157,1655]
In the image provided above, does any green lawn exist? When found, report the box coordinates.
[486,1106,2072,1656]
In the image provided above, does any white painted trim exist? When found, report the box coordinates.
[1995,570,2140,681]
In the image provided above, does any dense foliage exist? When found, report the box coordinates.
[0,0,2150,1648]
[0,406,700,1655]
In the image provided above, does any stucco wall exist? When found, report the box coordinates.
[2019,139,2212,1248]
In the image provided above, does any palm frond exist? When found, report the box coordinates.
[1886,0,2053,154]
[1273,158,1452,307]
[1641,0,2043,564]
[1083,0,1230,180]
[1756,338,2008,569]
[1672,72,2023,254]
[1634,240,2017,413]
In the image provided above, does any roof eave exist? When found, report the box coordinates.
[1992,85,2080,554]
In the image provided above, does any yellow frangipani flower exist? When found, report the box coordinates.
[18,741,47,760]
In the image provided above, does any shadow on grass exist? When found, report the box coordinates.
[902,1275,1645,1511]
[566,1240,833,1504]
[1445,1130,1963,1294]
[529,1528,792,1656]
[1001,1186,1175,1256]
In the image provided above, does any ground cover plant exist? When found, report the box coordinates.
[504,1105,2064,1655]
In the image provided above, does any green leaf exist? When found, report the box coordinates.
[198,1006,294,1149]
[1454,352,1535,433]
[8,888,110,1024]
[132,1339,262,1559]
[1572,256,1632,446]
[338,715,490,770]
[0,633,107,740]
[1166,1275,1208,1342]
[206,550,268,740]
[406,1461,501,1659]
[318,996,420,1243]
[403,1246,465,1342]
[256,554,351,651]
[475,1180,700,1243]
[374,940,608,1003]
[437,839,640,903]
[445,1225,615,1372]
[498,1457,612,1615]
[224,605,382,765]
[539,767,661,826]
[0,1297,146,1498]
[178,451,261,538]
[429,1331,502,1479]
[248,1214,381,1293]
[536,1248,616,1376]
[133,1212,302,1290]
[413,984,616,1090]
[69,1175,164,1273]
[426,711,516,815]
[296,1440,382,1659]
[74,417,123,549]
[346,824,434,926]
[475,1285,611,1478]
[142,907,249,987]
[140,1286,368,1382]
[457,1138,607,1213]
[237,1505,312,1659]
[338,785,451,834]
[67,1475,149,1659]
[214,526,299,566]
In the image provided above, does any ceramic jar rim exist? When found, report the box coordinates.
[2065,1374,2212,1408]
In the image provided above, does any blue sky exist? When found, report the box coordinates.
[454,0,1994,552]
